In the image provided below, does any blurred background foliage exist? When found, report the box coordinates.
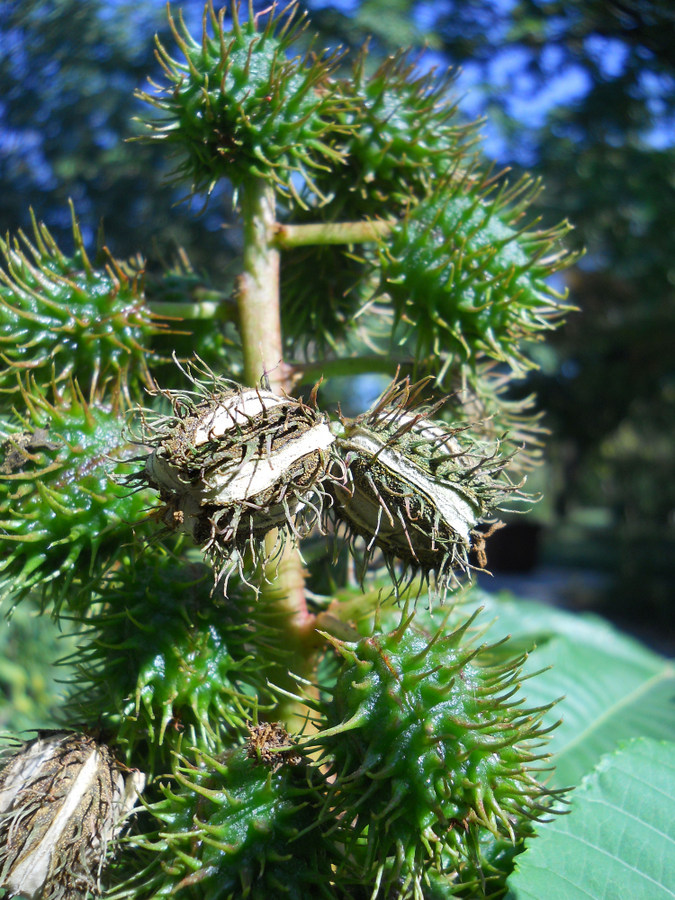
[1,0,673,728]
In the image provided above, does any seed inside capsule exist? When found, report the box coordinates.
[200,423,335,505]
[340,428,480,544]
[327,377,512,592]
[141,384,336,564]
[0,732,145,900]
[192,390,286,445]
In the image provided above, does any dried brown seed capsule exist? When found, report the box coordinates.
[138,373,335,585]
[245,722,302,771]
[0,731,145,900]
[329,378,519,594]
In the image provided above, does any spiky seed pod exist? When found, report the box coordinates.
[137,1,350,203]
[280,54,475,351]
[0,204,162,404]
[0,378,152,610]
[0,731,145,900]
[328,378,519,594]
[61,551,270,773]
[310,611,564,898]
[378,175,578,380]
[138,371,335,586]
[122,743,336,900]
[280,241,375,354]
[441,360,550,476]
[319,51,473,220]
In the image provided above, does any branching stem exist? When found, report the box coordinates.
[238,179,286,392]
[273,218,395,249]
[236,178,316,727]
[289,354,411,386]
[149,300,230,320]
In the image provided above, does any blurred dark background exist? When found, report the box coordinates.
[1,0,673,649]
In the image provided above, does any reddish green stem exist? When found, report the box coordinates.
[236,179,316,728]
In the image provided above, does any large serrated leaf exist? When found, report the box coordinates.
[505,737,675,900]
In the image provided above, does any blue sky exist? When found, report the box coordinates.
[1,0,672,241]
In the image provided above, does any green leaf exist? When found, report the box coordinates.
[505,737,675,900]
[0,598,77,733]
[452,590,675,787]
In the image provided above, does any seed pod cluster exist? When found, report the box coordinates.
[137,370,517,591]
[139,372,518,595]
[328,379,517,592]
[140,373,335,581]
[0,732,144,900]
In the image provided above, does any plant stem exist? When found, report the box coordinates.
[273,218,395,249]
[236,178,315,729]
[148,300,231,320]
[238,179,287,393]
[289,354,412,386]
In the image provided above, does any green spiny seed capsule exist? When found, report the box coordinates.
[322,51,470,219]
[137,1,350,203]
[280,56,473,352]
[0,203,161,403]
[139,371,335,585]
[329,379,517,593]
[123,742,333,900]
[379,175,577,380]
[0,731,144,900]
[449,361,548,476]
[0,379,153,609]
[312,611,564,897]
[63,552,267,769]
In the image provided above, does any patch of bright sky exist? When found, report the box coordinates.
[309,0,360,14]
[635,69,675,149]
[96,1,166,58]
[498,58,592,130]
[410,45,516,162]
[409,0,586,163]
[0,128,56,190]
[583,35,629,79]
[413,1,674,157]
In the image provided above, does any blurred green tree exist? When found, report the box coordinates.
[0,0,239,272]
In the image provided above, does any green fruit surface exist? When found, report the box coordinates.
[0,391,150,608]
[318,615,561,895]
[66,554,263,769]
[382,191,571,373]
[133,748,333,900]
[0,216,156,399]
